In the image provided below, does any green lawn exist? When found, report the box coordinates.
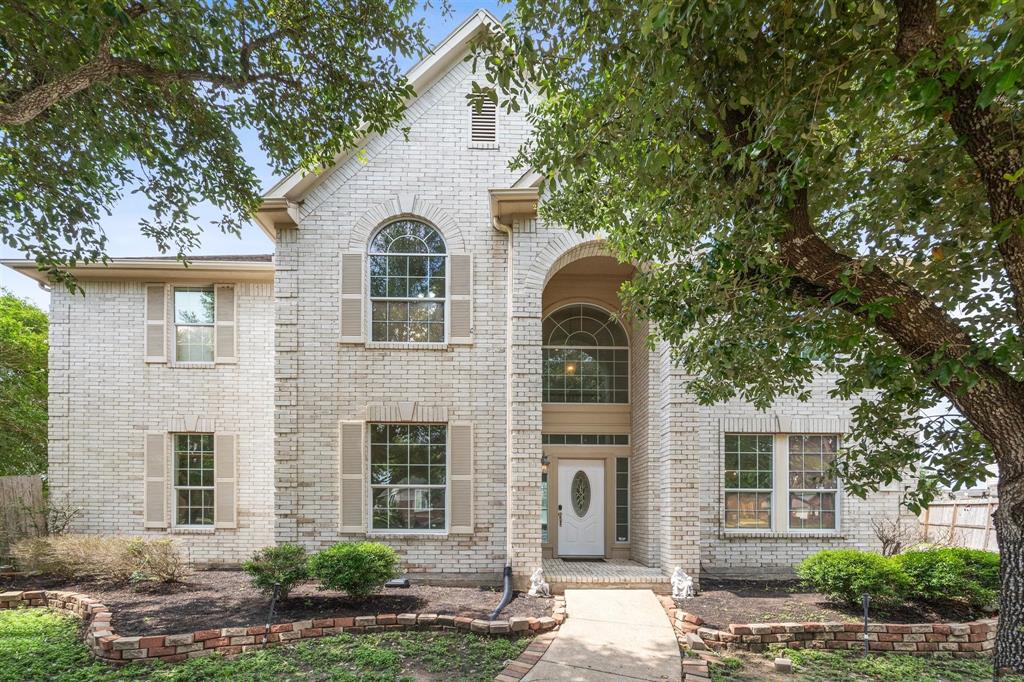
[0,608,529,682]
[708,647,1024,682]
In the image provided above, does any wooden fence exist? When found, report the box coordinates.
[920,499,999,552]
[0,475,45,562]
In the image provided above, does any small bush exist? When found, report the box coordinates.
[10,537,60,576]
[308,542,400,599]
[895,548,999,608]
[11,535,188,583]
[14,535,112,579]
[135,539,190,583]
[242,544,309,600]
[797,549,911,606]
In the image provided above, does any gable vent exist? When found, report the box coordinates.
[470,99,497,144]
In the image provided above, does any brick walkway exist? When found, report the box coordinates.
[521,589,680,681]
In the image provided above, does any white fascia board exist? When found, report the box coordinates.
[1,258,275,284]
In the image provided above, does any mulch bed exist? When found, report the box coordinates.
[0,569,553,636]
[680,579,993,630]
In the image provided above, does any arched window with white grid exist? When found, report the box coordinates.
[368,220,447,343]
[542,304,629,403]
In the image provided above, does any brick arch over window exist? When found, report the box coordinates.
[523,237,619,309]
[347,194,466,252]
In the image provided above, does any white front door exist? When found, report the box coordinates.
[557,459,604,557]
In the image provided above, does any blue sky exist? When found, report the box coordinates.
[1,1,505,308]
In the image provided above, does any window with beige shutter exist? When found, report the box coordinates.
[173,433,215,526]
[144,432,168,528]
[368,220,447,343]
[166,285,237,364]
[448,423,473,534]
[448,254,473,344]
[214,284,237,363]
[173,287,215,362]
[339,420,366,531]
[340,253,365,343]
[214,433,238,529]
[144,285,167,363]
[369,423,447,532]
[167,432,237,529]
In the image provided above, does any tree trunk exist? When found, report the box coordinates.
[993,451,1024,674]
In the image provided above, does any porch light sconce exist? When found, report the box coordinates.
[541,453,549,474]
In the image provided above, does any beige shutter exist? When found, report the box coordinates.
[449,255,473,344]
[340,252,365,343]
[214,433,238,529]
[214,284,237,363]
[143,432,167,529]
[144,284,167,363]
[449,423,473,533]
[339,421,366,532]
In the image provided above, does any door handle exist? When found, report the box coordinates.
[557,504,563,527]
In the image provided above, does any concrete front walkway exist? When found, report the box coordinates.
[522,589,680,681]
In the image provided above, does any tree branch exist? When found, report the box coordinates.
[0,25,297,126]
[778,187,1024,453]
[893,0,1024,330]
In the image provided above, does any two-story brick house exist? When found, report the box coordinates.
[4,10,914,590]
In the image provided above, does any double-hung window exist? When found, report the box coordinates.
[724,434,774,529]
[788,435,839,530]
[174,434,214,526]
[723,433,840,532]
[369,221,446,343]
[174,287,215,362]
[369,424,447,531]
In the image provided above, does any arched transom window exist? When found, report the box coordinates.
[542,304,629,403]
[369,220,446,343]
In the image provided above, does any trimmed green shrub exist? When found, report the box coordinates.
[307,542,400,599]
[956,548,1000,595]
[796,549,911,606]
[242,544,309,600]
[895,548,999,608]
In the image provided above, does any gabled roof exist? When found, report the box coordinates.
[254,9,501,241]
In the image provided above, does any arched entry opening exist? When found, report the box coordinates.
[540,255,636,559]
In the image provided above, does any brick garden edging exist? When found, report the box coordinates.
[668,605,997,657]
[494,629,558,681]
[0,589,565,665]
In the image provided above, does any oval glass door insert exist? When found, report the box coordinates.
[571,470,591,517]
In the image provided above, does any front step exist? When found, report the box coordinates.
[547,580,672,595]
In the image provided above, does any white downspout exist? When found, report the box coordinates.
[489,215,515,618]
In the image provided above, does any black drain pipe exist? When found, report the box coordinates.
[489,564,514,620]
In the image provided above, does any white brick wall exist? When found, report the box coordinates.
[48,281,275,564]
[273,54,532,579]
